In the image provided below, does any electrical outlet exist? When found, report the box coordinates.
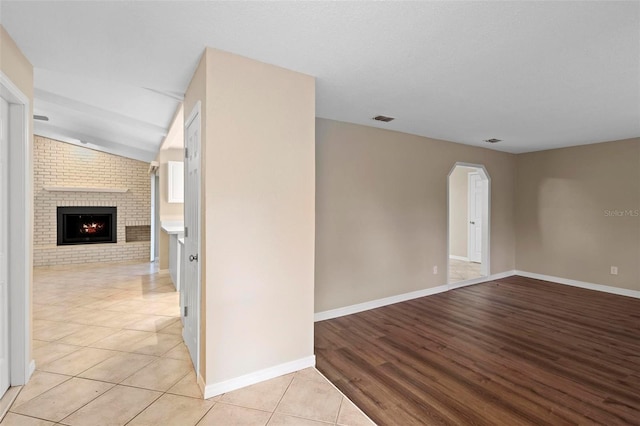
[610,266,618,275]
[433,266,438,275]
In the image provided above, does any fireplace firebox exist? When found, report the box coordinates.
[57,206,117,245]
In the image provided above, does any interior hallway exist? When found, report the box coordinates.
[2,262,373,426]
[448,259,482,284]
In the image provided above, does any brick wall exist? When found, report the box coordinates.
[33,136,151,266]
[126,225,151,242]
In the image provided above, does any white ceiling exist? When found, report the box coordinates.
[1,1,638,161]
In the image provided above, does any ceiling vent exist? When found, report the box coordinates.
[33,115,49,121]
[372,115,395,122]
[484,138,501,144]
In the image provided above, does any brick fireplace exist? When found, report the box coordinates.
[34,136,151,266]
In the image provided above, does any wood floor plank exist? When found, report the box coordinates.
[315,276,640,425]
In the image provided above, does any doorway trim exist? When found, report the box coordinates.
[182,101,201,378]
[0,71,34,386]
[447,162,491,289]
[150,172,160,262]
[467,172,484,264]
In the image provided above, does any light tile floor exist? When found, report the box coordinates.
[2,262,374,426]
[448,258,483,283]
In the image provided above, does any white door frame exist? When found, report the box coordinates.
[467,172,484,263]
[183,101,201,375]
[0,72,34,386]
[1,91,9,398]
[446,162,491,287]
[150,173,160,262]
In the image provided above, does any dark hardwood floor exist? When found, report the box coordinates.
[315,276,640,426]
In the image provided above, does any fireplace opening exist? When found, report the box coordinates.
[57,206,117,245]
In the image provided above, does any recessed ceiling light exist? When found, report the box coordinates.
[372,115,395,122]
[484,138,501,143]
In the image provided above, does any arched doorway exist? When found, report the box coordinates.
[447,163,490,287]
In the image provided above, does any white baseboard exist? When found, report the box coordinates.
[315,270,516,322]
[28,360,35,378]
[449,255,469,261]
[515,270,640,299]
[314,284,449,322]
[202,355,316,399]
[314,269,639,323]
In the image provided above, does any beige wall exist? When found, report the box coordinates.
[156,147,184,271]
[185,48,315,388]
[158,148,184,220]
[315,119,517,312]
[1,26,34,103]
[516,138,640,291]
[33,136,151,266]
[449,166,475,258]
[155,103,185,223]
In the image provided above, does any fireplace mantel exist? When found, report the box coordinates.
[44,186,129,193]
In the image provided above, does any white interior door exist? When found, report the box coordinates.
[468,172,483,263]
[0,97,10,398]
[182,105,201,371]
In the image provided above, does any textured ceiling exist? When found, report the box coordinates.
[1,1,638,160]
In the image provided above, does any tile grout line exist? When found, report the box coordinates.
[9,374,74,414]
[5,412,60,424]
[265,373,296,425]
[120,389,165,426]
[313,368,376,426]
[56,381,119,426]
[24,380,116,425]
[189,397,216,426]
[335,395,344,425]
[45,358,235,417]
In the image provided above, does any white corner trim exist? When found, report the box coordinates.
[28,360,35,377]
[315,271,518,322]
[202,355,316,400]
[515,270,640,299]
[197,372,206,396]
[449,255,469,261]
[2,71,33,387]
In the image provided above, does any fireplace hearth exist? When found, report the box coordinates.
[57,206,117,245]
